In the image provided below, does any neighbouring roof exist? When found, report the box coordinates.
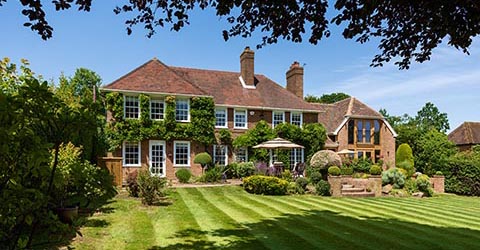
[103,58,318,112]
[313,97,384,133]
[448,122,480,146]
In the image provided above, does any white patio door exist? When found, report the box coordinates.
[149,140,166,177]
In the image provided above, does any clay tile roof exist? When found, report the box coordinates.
[448,122,480,145]
[311,97,384,133]
[102,59,207,96]
[103,59,317,111]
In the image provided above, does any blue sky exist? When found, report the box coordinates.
[1,2,478,132]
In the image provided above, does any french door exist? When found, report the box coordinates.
[149,140,166,177]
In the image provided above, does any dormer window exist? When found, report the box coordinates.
[124,96,140,119]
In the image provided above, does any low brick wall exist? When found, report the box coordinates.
[430,176,445,193]
[328,175,382,197]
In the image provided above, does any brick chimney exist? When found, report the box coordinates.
[286,61,304,99]
[240,46,255,86]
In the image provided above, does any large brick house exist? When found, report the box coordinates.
[448,122,480,151]
[102,47,396,180]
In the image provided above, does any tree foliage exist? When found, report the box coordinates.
[415,102,450,133]
[5,1,480,69]
[304,93,350,104]
[416,129,457,175]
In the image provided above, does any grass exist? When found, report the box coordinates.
[72,186,480,250]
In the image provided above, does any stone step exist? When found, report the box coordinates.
[341,187,365,193]
[342,192,375,198]
[342,184,354,189]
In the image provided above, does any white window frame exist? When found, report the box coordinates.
[272,111,285,128]
[150,99,165,120]
[235,147,248,163]
[175,99,190,122]
[174,141,190,167]
[123,96,140,119]
[213,145,228,166]
[234,109,248,129]
[215,107,228,128]
[149,140,166,177]
[123,141,141,167]
[290,148,304,167]
[290,112,303,127]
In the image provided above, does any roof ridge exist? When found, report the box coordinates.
[346,97,355,116]
[103,58,157,88]
[171,66,240,75]
[353,97,384,118]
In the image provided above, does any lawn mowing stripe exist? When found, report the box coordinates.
[365,198,480,231]
[342,198,480,249]
[123,203,156,250]
[305,197,480,250]
[379,198,480,225]
[212,187,328,250]
[230,190,372,250]
[398,197,480,214]
[151,189,207,248]
[177,187,241,248]
[286,196,433,250]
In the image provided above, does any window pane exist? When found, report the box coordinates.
[291,113,302,127]
[235,147,248,162]
[214,145,227,166]
[365,121,371,143]
[125,96,139,119]
[273,111,284,127]
[234,110,247,128]
[176,99,189,121]
[175,142,190,166]
[348,120,355,144]
[357,121,363,143]
[215,108,227,127]
[374,120,380,145]
[150,99,164,120]
[124,141,140,165]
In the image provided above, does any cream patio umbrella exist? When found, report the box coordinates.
[253,137,304,167]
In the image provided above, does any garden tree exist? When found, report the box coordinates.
[55,68,106,163]
[304,93,350,104]
[415,102,450,133]
[416,129,457,175]
[233,120,276,162]
[5,1,480,69]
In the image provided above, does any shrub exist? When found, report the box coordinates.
[198,166,225,183]
[281,169,293,182]
[126,171,139,197]
[287,182,305,195]
[443,151,480,196]
[309,171,323,185]
[341,166,354,176]
[295,177,309,190]
[255,162,269,175]
[243,175,289,195]
[175,169,192,183]
[237,162,256,178]
[315,180,331,196]
[435,171,444,176]
[369,165,382,175]
[382,168,406,189]
[137,170,168,205]
[350,158,372,173]
[404,178,417,194]
[396,143,414,167]
[309,150,342,170]
[328,166,341,176]
[194,152,212,170]
[397,160,415,177]
[416,174,433,197]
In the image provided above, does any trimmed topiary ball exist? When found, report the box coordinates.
[369,165,382,175]
[194,152,212,168]
[315,180,331,196]
[175,168,192,183]
[328,166,341,176]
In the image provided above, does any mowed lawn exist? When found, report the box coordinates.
[72,186,480,250]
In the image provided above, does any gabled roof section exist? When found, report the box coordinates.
[170,66,318,111]
[102,58,207,96]
[312,97,395,136]
[448,122,480,145]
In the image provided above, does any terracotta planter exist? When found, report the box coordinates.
[55,206,78,224]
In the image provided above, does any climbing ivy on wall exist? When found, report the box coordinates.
[104,92,215,150]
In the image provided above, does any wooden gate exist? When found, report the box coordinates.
[99,156,123,187]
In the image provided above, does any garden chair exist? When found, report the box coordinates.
[293,162,305,178]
